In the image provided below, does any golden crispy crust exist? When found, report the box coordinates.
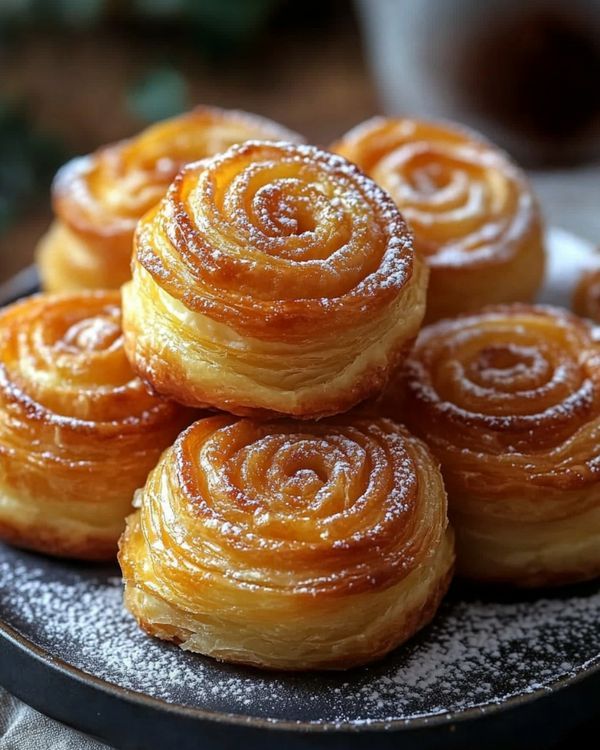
[123,543,455,671]
[0,292,194,560]
[333,117,545,323]
[453,510,600,588]
[36,106,304,292]
[127,331,418,420]
[401,303,600,586]
[572,266,600,323]
[122,140,428,418]
[119,415,454,671]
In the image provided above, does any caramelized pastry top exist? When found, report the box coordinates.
[126,415,448,599]
[404,305,600,519]
[134,140,416,342]
[0,292,184,433]
[0,291,193,559]
[52,106,303,251]
[333,117,540,268]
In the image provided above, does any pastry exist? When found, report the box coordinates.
[333,117,545,323]
[402,304,600,586]
[122,140,428,418]
[0,292,192,560]
[36,106,303,292]
[572,266,600,323]
[119,415,454,670]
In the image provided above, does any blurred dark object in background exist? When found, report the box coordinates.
[358,0,600,168]
[461,3,600,166]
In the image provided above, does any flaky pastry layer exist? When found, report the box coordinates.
[333,117,545,323]
[122,140,428,418]
[454,502,600,587]
[402,304,600,586]
[0,292,192,560]
[119,415,454,670]
[36,106,303,292]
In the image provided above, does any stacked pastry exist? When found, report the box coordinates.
[334,118,599,587]
[1,107,598,672]
[36,106,304,293]
[116,139,454,669]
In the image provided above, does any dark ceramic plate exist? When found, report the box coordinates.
[0,229,599,750]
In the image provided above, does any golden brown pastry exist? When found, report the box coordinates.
[119,415,454,671]
[333,118,545,323]
[402,304,600,587]
[0,292,192,560]
[37,106,303,292]
[572,266,600,323]
[122,140,428,419]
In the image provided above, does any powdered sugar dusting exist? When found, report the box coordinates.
[1,545,598,726]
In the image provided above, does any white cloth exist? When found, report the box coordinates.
[0,688,110,749]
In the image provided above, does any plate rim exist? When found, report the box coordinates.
[2,578,600,734]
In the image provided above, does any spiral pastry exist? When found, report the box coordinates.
[0,292,193,560]
[122,140,427,418]
[36,106,303,292]
[333,118,545,323]
[573,267,600,323]
[119,415,454,670]
[402,304,600,586]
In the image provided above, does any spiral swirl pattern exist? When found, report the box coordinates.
[37,106,303,291]
[403,304,600,585]
[119,415,454,669]
[123,140,427,417]
[0,292,192,560]
[333,118,545,322]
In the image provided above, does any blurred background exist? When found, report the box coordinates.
[1,0,599,283]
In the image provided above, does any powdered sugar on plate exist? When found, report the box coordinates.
[0,545,598,726]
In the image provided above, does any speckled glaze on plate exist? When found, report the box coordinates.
[0,228,599,750]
